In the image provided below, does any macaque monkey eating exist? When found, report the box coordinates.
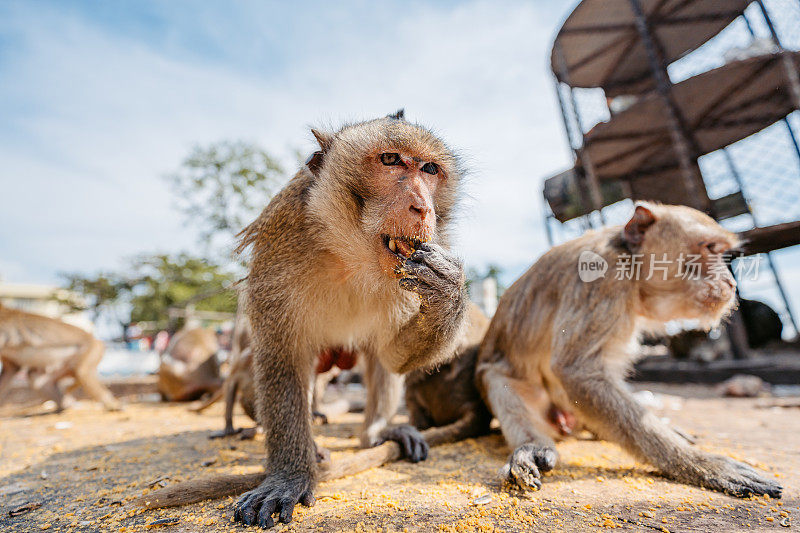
[157,327,222,402]
[476,202,782,498]
[230,110,468,528]
[0,305,120,412]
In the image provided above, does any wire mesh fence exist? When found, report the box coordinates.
[545,0,800,337]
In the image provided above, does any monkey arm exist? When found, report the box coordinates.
[552,344,782,498]
[389,242,468,374]
[233,341,317,528]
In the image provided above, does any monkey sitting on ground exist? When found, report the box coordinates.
[157,327,223,402]
[228,110,468,528]
[476,202,781,498]
[0,305,121,412]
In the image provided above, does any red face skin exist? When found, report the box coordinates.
[369,150,444,276]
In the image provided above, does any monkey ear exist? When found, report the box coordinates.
[387,109,405,120]
[623,205,657,248]
[305,151,325,177]
[311,128,333,152]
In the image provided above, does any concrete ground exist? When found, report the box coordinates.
[0,380,797,532]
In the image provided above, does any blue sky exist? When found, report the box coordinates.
[1,0,799,330]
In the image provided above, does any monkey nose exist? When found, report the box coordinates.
[409,200,432,219]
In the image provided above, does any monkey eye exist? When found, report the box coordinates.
[380,153,402,166]
[421,162,439,175]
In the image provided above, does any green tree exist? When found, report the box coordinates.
[126,253,238,330]
[60,271,129,323]
[166,141,285,250]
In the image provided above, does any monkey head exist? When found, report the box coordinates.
[306,112,463,281]
[622,202,740,328]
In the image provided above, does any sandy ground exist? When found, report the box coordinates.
[0,380,798,532]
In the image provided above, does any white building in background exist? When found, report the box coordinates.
[0,281,94,332]
[470,276,498,317]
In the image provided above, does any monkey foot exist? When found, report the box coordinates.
[685,454,782,499]
[502,443,558,491]
[208,427,243,440]
[234,473,315,529]
[379,425,429,463]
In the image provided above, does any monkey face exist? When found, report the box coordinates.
[306,116,461,280]
[627,203,739,326]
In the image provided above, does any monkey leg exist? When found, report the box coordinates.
[479,360,558,491]
[208,375,242,439]
[554,354,782,498]
[233,345,316,529]
[360,353,403,448]
[0,358,21,406]
[36,377,67,413]
[73,339,121,411]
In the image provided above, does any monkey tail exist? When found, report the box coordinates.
[132,441,406,509]
[188,386,224,413]
[131,472,266,509]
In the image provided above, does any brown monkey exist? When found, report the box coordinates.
[476,202,782,498]
[134,305,487,510]
[0,305,121,412]
[157,327,222,402]
[232,110,467,527]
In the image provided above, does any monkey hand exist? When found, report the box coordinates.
[398,242,466,322]
[674,452,782,499]
[234,472,315,529]
[501,443,558,491]
[378,425,429,463]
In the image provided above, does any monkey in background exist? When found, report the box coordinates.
[0,305,121,412]
[231,110,468,528]
[196,345,353,439]
[476,202,781,498]
[157,327,222,402]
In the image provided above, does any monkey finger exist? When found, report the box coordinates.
[300,491,316,507]
[409,248,462,279]
[401,262,451,292]
[278,499,296,524]
[257,499,277,529]
[414,437,429,462]
[235,490,265,525]
[398,278,425,294]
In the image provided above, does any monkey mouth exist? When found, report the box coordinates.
[382,235,421,259]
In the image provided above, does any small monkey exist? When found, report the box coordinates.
[476,202,782,498]
[0,305,120,412]
[233,110,467,527]
[157,328,222,402]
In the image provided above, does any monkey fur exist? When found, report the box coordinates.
[0,305,120,412]
[133,304,489,511]
[157,328,222,402]
[475,202,782,499]
[229,111,468,528]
